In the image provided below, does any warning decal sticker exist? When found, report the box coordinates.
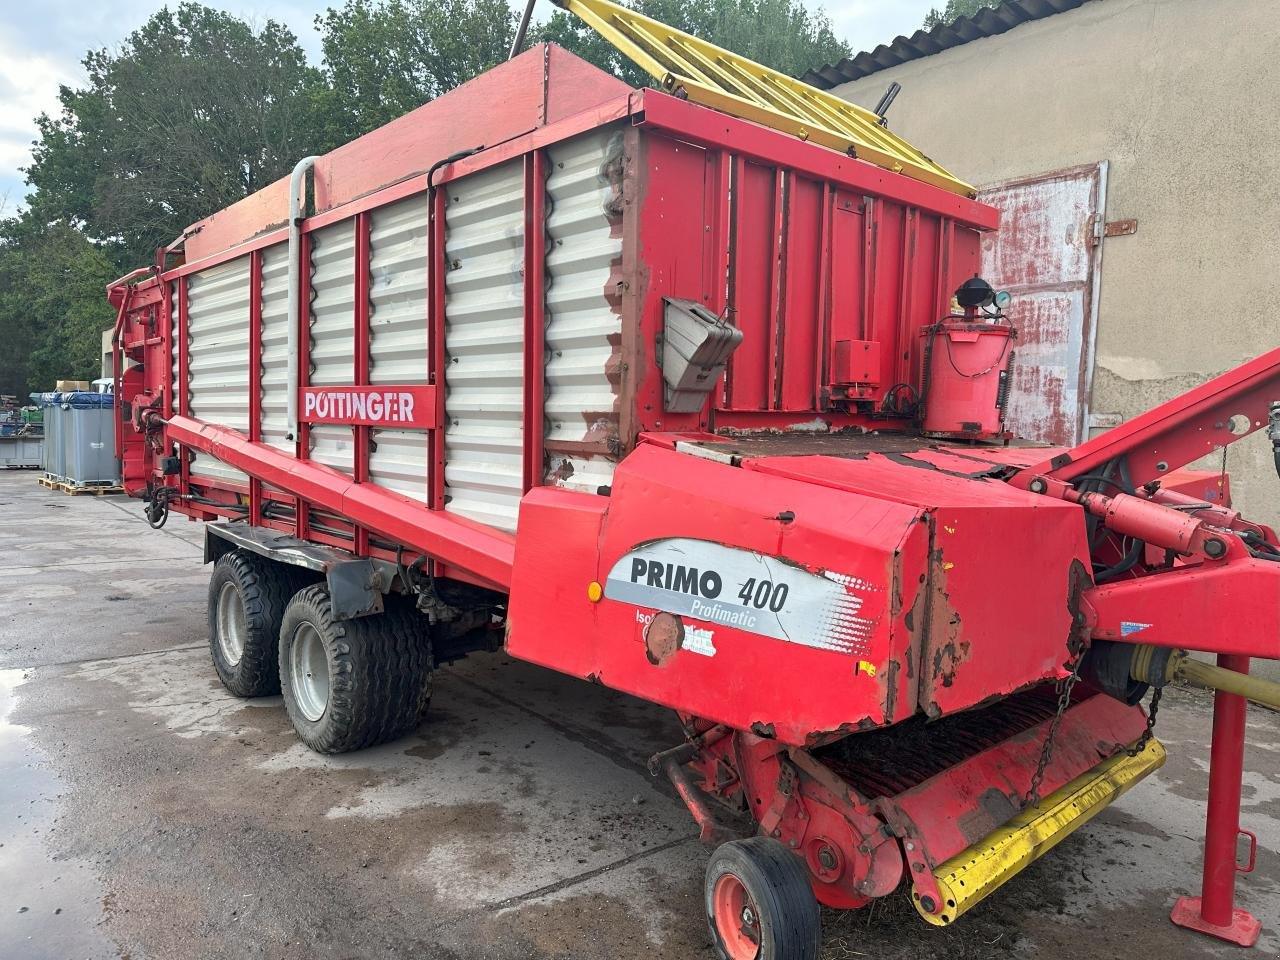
[604,538,877,656]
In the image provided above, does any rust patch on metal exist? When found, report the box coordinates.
[882,658,901,722]
[929,548,965,692]
[956,787,1019,846]
[643,611,684,666]
[882,450,999,480]
[932,638,970,690]
[1065,556,1092,661]
[545,128,628,479]
[547,458,575,482]
[750,721,776,739]
[917,533,968,718]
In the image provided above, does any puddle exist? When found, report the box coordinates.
[0,668,114,959]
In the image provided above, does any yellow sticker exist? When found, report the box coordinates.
[587,581,603,602]
[856,660,877,677]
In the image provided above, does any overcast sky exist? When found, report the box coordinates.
[0,0,938,214]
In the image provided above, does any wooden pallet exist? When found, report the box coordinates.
[37,474,62,489]
[52,478,122,496]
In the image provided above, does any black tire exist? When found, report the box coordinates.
[208,550,309,697]
[705,837,821,960]
[278,585,433,754]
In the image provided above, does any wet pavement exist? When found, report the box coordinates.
[0,469,1277,959]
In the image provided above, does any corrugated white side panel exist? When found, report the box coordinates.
[308,219,356,475]
[369,195,430,502]
[260,242,292,453]
[370,195,429,383]
[443,161,525,531]
[544,128,625,493]
[187,256,251,483]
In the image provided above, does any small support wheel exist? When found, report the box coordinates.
[705,837,821,960]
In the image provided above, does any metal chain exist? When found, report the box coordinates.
[1123,686,1162,758]
[1024,650,1085,808]
[1026,661,1165,808]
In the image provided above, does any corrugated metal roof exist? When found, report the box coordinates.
[803,0,1089,90]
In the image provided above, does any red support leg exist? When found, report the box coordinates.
[1170,654,1261,947]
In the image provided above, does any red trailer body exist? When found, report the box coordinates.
[109,39,1280,957]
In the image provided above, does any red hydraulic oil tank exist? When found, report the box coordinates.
[920,319,1015,438]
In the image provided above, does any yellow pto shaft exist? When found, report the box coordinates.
[913,739,1166,925]
[1130,645,1280,711]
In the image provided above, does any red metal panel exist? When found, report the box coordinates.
[779,174,822,411]
[183,46,633,262]
[724,158,776,412]
[910,211,943,388]
[506,444,930,744]
[742,452,1092,717]
[637,90,999,231]
[869,200,905,388]
[766,171,785,409]
[828,193,868,388]
[633,134,715,433]
[1084,559,1280,659]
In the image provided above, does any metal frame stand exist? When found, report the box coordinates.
[1170,654,1261,947]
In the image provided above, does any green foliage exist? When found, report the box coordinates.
[536,0,850,88]
[0,219,118,396]
[26,3,323,265]
[313,0,516,144]
[923,0,1000,30]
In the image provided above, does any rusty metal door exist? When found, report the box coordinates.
[978,161,1107,445]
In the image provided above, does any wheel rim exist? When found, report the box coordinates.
[289,622,330,722]
[215,581,248,666]
[711,873,761,960]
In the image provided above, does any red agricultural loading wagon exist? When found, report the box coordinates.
[109,2,1280,955]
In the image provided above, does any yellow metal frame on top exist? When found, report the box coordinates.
[554,0,976,197]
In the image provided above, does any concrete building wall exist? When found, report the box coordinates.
[830,0,1280,528]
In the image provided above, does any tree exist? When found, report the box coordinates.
[314,0,516,144]
[536,0,851,87]
[923,1,999,30]
[0,218,118,396]
[25,4,324,265]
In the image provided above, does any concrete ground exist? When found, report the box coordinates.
[0,468,1277,960]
